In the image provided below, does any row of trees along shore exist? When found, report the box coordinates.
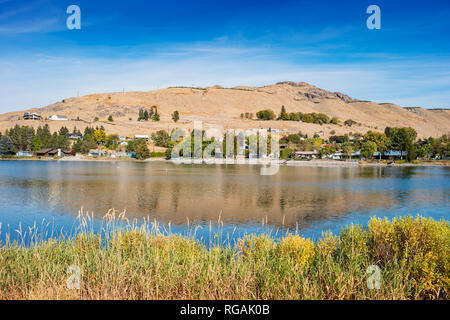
[0,125,155,159]
[1,124,449,162]
[160,127,449,162]
[279,128,449,161]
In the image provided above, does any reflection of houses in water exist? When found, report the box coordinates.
[20,164,412,231]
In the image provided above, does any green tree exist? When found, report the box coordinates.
[108,115,114,122]
[36,124,52,148]
[151,130,170,147]
[330,117,340,125]
[0,136,15,155]
[59,126,69,136]
[361,141,378,159]
[289,113,300,121]
[73,134,97,154]
[385,127,417,159]
[172,110,180,122]
[94,129,106,145]
[256,109,276,120]
[342,143,354,159]
[279,105,290,120]
[286,134,301,144]
[32,136,43,151]
[134,139,150,160]
[105,134,120,150]
[280,147,293,159]
[301,113,314,123]
[313,113,330,125]
[364,131,389,159]
[406,141,416,162]
[319,145,336,158]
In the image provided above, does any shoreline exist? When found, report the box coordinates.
[1,156,449,167]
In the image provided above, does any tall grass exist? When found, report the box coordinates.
[0,211,448,300]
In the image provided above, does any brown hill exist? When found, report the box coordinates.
[0,82,449,138]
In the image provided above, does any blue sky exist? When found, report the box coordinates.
[0,0,449,112]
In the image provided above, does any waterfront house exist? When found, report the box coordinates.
[110,152,135,158]
[88,150,107,157]
[36,148,60,157]
[62,149,76,156]
[330,152,344,160]
[293,150,319,159]
[330,151,361,160]
[373,151,407,160]
[16,151,34,157]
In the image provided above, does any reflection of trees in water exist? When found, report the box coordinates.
[3,162,444,229]
[256,186,273,209]
[171,182,181,211]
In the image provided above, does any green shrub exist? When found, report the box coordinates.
[276,235,315,270]
[368,216,449,298]
[256,109,276,120]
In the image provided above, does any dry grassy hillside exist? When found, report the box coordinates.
[0,82,449,138]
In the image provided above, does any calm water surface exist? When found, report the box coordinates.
[0,161,448,243]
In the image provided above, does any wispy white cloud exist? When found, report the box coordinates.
[0,42,449,112]
[0,17,62,34]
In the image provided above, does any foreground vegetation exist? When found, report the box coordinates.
[0,214,448,300]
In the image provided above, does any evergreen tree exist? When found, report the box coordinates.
[279,105,289,120]
[0,136,15,155]
[32,136,43,151]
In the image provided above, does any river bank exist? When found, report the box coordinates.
[0,215,447,300]
[2,156,449,167]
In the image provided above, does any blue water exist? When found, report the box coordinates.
[0,160,448,245]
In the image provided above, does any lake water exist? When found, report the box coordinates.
[0,160,448,244]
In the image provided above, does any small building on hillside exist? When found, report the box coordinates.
[134,135,149,141]
[23,112,42,120]
[49,115,68,121]
[67,132,83,140]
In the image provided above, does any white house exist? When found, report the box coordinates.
[50,115,68,121]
